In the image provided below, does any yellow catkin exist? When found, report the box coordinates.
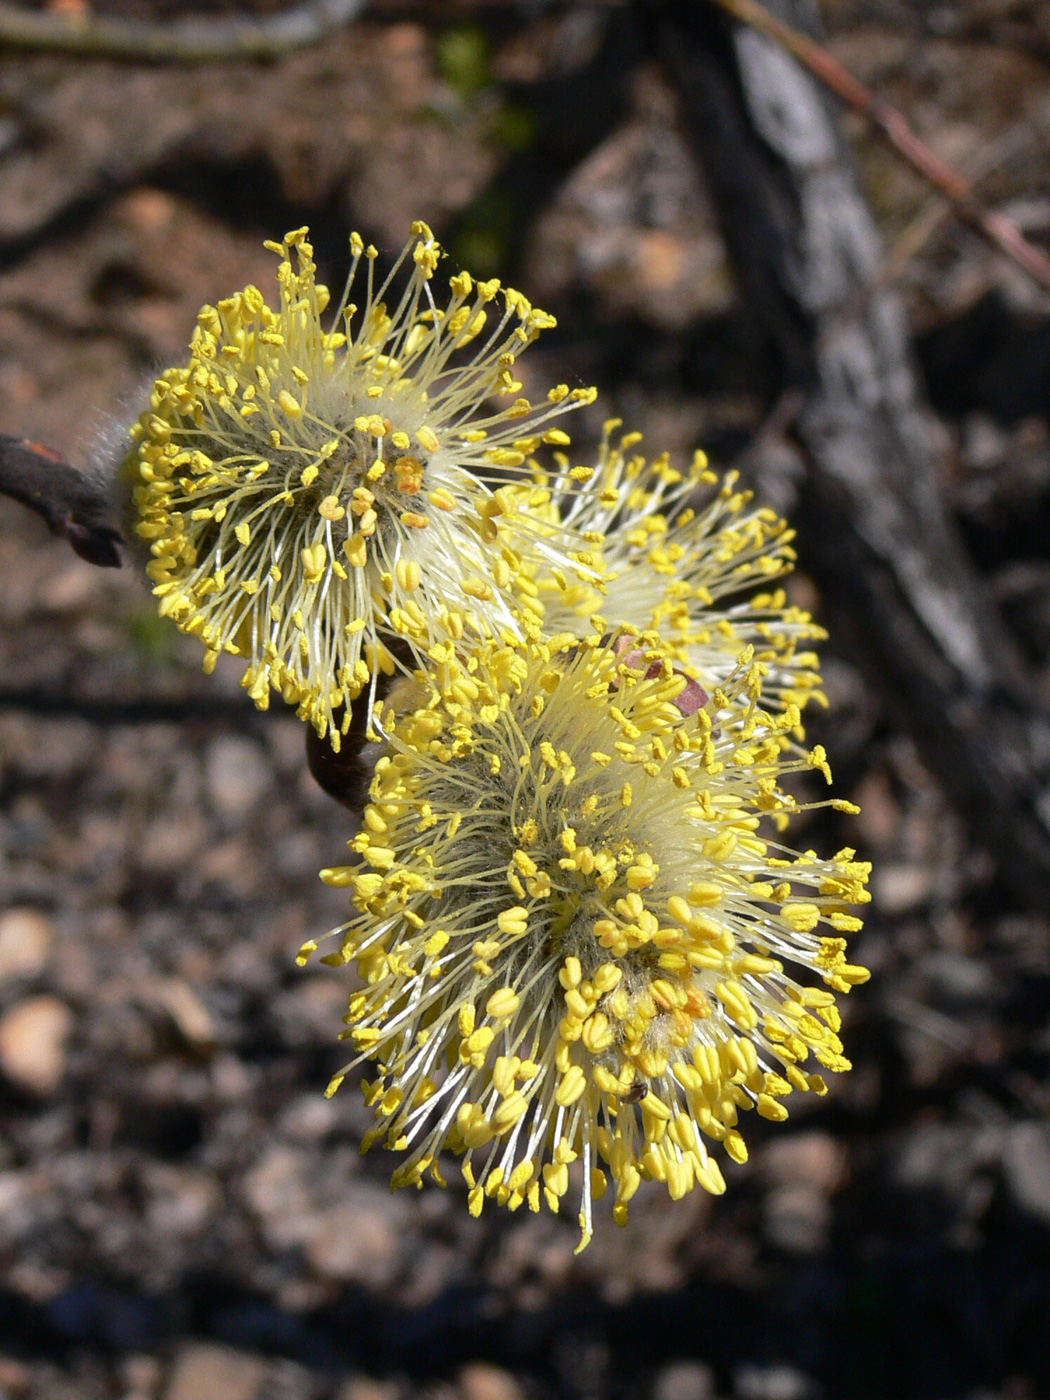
[517,427,828,725]
[307,634,869,1248]
[126,222,598,741]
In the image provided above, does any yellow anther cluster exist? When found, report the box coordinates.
[126,223,597,746]
[308,635,869,1249]
[526,423,827,718]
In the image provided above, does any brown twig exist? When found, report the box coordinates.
[0,435,121,567]
[824,120,1038,343]
[708,0,1050,295]
[0,0,368,62]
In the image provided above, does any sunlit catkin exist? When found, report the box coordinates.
[524,423,826,713]
[304,634,869,1248]
[127,224,597,746]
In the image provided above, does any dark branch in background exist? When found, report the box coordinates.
[0,434,122,567]
[653,0,1050,909]
[0,0,368,62]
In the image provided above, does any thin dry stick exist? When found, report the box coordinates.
[825,120,1038,339]
[884,122,1035,282]
[709,0,1050,294]
[0,0,368,62]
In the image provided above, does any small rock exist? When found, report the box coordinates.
[0,1355,30,1395]
[253,1358,317,1400]
[334,1379,400,1400]
[459,1365,524,1400]
[762,1184,832,1254]
[275,829,323,878]
[267,717,310,775]
[0,908,53,983]
[735,1365,815,1400]
[895,1122,1001,1195]
[651,1361,716,1400]
[143,1163,221,1239]
[205,737,271,820]
[121,1353,163,1400]
[0,995,73,1095]
[154,978,214,1050]
[873,863,936,915]
[961,412,1010,471]
[137,815,206,875]
[165,1345,266,1400]
[211,1053,257,1102]
[305,1185,406,1286]
[759,1132,846,1193]
[0,1171,37,1246]
[38,561,100,613]
[194,838,260,898]
[242,1147,316,1250]
[122,187,178,235]
[6,1259,69,1304]
[277,1093,341,1143]
[271,977,346,1048]
[1003,1122,1050,1224]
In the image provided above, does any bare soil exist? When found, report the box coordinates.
[2,4,1050,1398]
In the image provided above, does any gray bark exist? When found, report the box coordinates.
[655,0,1050,907]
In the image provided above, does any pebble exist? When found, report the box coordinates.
[651,1361,716,1400]
[121,1354,163,1400]
[0,908,53,983]
[0,995,73,1096]
[873,863,936,915]
[305,1185,406,1286]
[0,1355,31,1395]
[137,815,206,875]
[276,1092,342,1143]
[154,978,214,1050]
[459,1364,525,1400]
[761,1183,832,1254]
[335,1379,400,1400]
[122,186,179,235]
[194,837,259,897]
[205,736,271,820]
[894,1121,1002,1196]
[142,1163,221,1240]
[242,1147,315,1251]
[920,949,995,1002]
[38,561,101,613]
[734,1365,814,1400]
[0,1172,36,1247]
[758,1131,846,1193]
[165,1345,266,1400]
[1003,1122,1050,1225]
[275,828,324,878]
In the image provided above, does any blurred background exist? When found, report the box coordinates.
[2,0,1050,1396]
